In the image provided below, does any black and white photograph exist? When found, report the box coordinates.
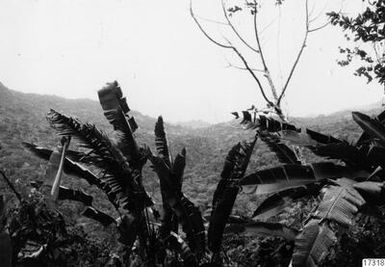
[0,0,385,266]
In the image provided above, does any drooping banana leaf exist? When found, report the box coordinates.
[208,138,257,253]
[252,182,324,220]
[281,130,371,168]
[305,129,343,144]
[366,144,385,169]
[233,111,300,132]
[291,178,376,267]
[23,142,101,187]
[81,206,116,227]
[314,178,365,226]
[22,142,84,162]
[47,109,152,210]
[279,130,322,147]
[353,111,385,148]
[291,219,337,267]
[239,162,368,195]
[356,109,385,147]
[353,181,385,204]
[224,221,298,241]
[261,134,300,164]
[58,186,93,206]
[98,81,139,160]
[309,142,370,168]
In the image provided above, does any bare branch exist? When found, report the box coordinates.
[277,0,310,105]
[190,0,232,49]
[308,20,330,33]
[229,44,274,106]
[225,61,264,72]
[252,0,279,101]
[221,0,260,53]
[194,14,228,26]
[190,0,273,106]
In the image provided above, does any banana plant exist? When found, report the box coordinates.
[234,108,385,266]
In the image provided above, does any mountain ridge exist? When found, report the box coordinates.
[1,81,383,127]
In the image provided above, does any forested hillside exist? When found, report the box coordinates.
[1,82,379,212]
[2,82,385,266]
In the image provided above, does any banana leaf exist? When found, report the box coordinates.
[58,186,93,206]
[81,206,116,227]
[292,219,337,267]
[261,134,300,164]
[314,178,365,226]
[97,81,138,160]
[305,129,343,144]
[353,181,385,204]
[353,111,385,148]
[239,162,368,195]
[233,111,300,132]
[23,142,101,187]
[252,182,323,220]
[280,130,371,168]
[47,109,153,210]
[208,138,257,253]
[148,152,205,255]
[224,221,298,241]
[291,178,382,267]
[356,109,385,147]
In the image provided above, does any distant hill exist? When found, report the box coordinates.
[175,120,212,129]
[1,82,384,212]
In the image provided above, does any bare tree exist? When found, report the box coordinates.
[190,0,331,120]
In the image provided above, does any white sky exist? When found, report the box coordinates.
[0,0,383,123]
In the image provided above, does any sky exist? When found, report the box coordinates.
[0,0,383,123]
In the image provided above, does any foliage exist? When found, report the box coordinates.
[2,81,385,266]
[328,0,385,84]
